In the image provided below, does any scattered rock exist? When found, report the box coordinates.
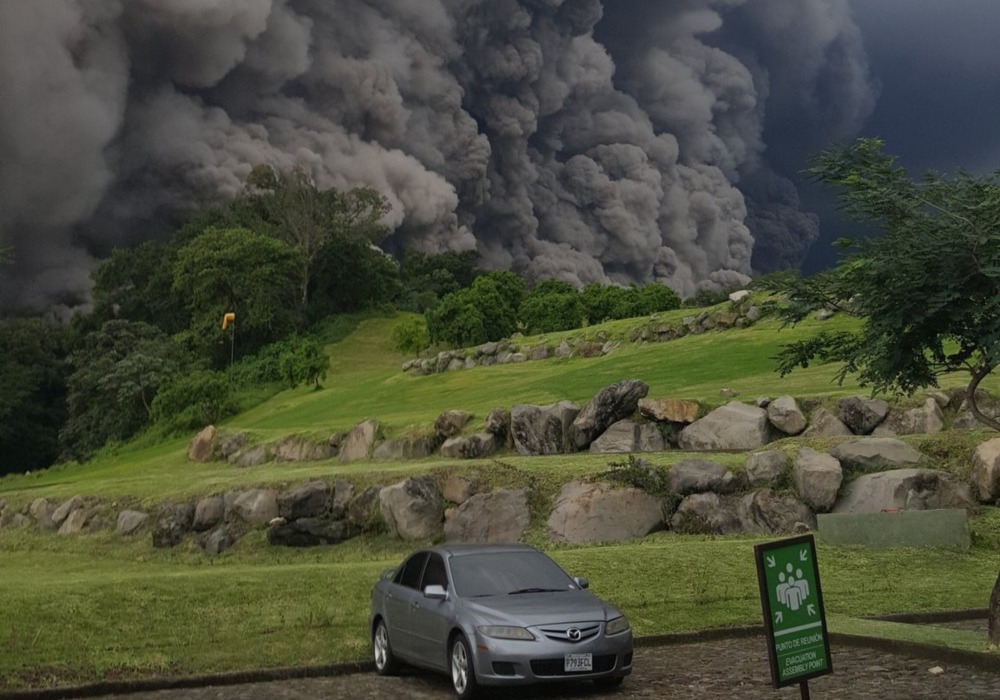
[589,420,665,454]
[678,402,770,451]
[671,493,741,535]
[971,438,1000,503]
[442,476,477,505]
[667,459,741,495]
[434,410,473,440]
[719,388,739,398]
[739,490,817,535]
[229,444,269,468]
[267,518,351,547]
[379,476,443,541]
[444,490,531,544]
[571,379,650,449]
[373,437,437,461]
[58,509,88,535]
[547,481,664,544]
[346,487,380,530]
[152,516,187,549]
[188,425,216,462]
[331,480,355,519]
[339,419,379,462]
[802,408,854,438]
[217,432,249,459]
[793,448,843,513]
[838,396,890,435]
[29,498,57,531]
[767,396,807,435]
[193,496,224,532]
[117,510,149,536]
[231,489,279,525]
[273,436,337,462]
[52,496,84,526]
[833,469,977,514]
[201,525,237,555]
[441,433,496,459]
[746,451,789,486]
[828,438,923,472]
[638,398,700,424]
[511,401,581,456]
[278,481,330,521]
[873,399,944,437]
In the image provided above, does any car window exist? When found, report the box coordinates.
[420,553,448,591]
[450,550,575,598]
[393,552,429,589]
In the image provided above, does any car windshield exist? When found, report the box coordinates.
[450,550,576,598]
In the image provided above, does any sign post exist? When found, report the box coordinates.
[754,534,832,697]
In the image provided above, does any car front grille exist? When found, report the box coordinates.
[537,623,601,643]
[530,654,617,677]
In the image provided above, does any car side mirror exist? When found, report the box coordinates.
[573,576,589,590]
[424,584,448,600]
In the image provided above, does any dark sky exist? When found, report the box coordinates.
[2,0,999,314]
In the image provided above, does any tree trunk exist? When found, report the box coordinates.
[990,569,1000,646]
[966,368,1000,432]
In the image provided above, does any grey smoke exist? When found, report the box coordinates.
[0,0,879,313]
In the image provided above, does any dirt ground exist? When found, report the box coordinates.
[80,635,1000,700]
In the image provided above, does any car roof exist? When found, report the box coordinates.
[429,543,540,558]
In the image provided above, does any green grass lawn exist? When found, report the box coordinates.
[2,307,1000,690]
[2,528,998,690]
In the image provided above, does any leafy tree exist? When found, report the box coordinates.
[469,274,521,342]
[173,227,301,364]
[278,337,329,389]
[308,236,402,319]
[520,280,584,333]
[0,319,68,475]
[635,283,682,315]
[92,241,188,334]
[399,250,479,311]
[764,139,1000,645]
[151,370,233,434]
[479,270,526,316]
[61,320,185,460]
[229,165,390,310]
[425,291,486,347]
[392,316,430,355]
[582,283,626,324]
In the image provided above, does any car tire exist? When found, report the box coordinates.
[593,675,625,689]
[449,633,479,699]
[372,619,399,676]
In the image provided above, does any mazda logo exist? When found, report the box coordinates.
[566,628,582,641]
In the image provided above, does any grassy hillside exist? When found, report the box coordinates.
[2,304,999,690]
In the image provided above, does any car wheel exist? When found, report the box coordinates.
[449,633,479,699]
[593,675,625,689]
[373,620,399,676]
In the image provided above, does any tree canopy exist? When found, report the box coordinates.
[762,138,1000,430]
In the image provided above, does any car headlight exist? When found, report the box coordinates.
[477,625,536,641]
[605,616,630,635]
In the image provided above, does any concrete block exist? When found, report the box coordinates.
[817,509,970,549]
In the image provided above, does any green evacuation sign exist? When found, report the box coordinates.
[754,534,832,687]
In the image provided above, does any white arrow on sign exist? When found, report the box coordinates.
[766,555,776,568]
[775,611,783,624]
[800,549,809,562]
[807,604,817,616]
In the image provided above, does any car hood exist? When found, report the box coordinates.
[462,590,616,626]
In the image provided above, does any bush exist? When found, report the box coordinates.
[151,370,234,434]
[391,316,430,355]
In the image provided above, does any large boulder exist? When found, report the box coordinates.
[838,396,890,435]
[373,437,437,461]
[229,445,270,468]
[117,510,149,536]
[667,460,741,495]
[29,498,57,531]
[828,438,923,472]
[678,402,770,451]
[339,420,379,462]
[638,398,699,424]
[434,410,473,440]
[192,496,225,532]
[442,475,477,505]
[151,504,193,549]
[793,448,843,513]
[873,399,944,437]
[201,526,238,556]
[58,509,89,535]
[767,396,807,435]
[746,451,789,486]
[231,489,279,525]
[485,408,512,446]
[589,420,665,454]
[440,433,497,459]
[188,425,216,462]
[802,408,853,438]
[571,380,649,449]
[833,469,977,514]
[547,481,664,544]
[278,481,330,521]
[511,401,581,456]
[670,493,741,535]
[52,496,84,527]
[444,490,531,544]
[346,487,380,530]
[971,438,1000,503]
[273,436,337,462]
[331,480,355,520]
[738,490,816,535]
[267,518,352,547]
[379,476,443,541]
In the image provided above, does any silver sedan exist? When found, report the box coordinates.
[369,544,633,698]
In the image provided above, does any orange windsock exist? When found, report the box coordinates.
[222,312,236,330]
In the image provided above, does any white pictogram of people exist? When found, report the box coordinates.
[776,563,810,611]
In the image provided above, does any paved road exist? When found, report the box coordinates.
[83,637,1000,700]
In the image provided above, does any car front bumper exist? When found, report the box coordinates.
[470,628,634,686]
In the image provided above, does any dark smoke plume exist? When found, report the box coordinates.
[0,0,876,315]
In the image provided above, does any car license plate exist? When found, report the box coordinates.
[564,653,592,672]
